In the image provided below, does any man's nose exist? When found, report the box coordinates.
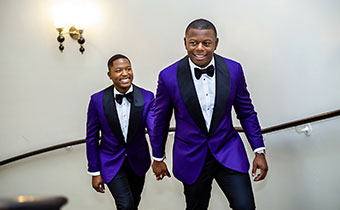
[121,69,128,75]
[196,43,204,51]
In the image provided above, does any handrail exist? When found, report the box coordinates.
[261,109,340,134]
[1,109,339,166]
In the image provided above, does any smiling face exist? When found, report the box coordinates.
[108,58,133,93]
[184,28,219,68]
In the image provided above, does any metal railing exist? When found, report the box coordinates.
[1,109,339,166]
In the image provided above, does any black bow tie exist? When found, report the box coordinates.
[115,92,133,104]
[194,65,214,80]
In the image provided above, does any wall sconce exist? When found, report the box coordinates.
[56,26,85,54]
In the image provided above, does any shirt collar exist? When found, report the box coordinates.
[113,85,133,97]
[188,56,215,72]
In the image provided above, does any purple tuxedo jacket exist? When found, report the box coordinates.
[151,54,265,184]
[86,84,154,184]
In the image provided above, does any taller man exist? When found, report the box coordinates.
[86,54,154,210]
[151,19,268,210]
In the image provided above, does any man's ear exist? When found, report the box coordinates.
[184,37,187,50]
[107,71,111,79]
[215,38,219,50]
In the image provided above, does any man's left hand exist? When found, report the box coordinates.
[252,153,268,182]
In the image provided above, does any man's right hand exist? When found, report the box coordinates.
[152,160,171,180]
[92,175,105,193]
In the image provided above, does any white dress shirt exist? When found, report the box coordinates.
[114,86,133,142]
[188,57,216,131]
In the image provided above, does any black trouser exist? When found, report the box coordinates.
[107,158,145,210]
[183,150,255,210]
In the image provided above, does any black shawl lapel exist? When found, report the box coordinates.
[177,56,208,135]
[209,54,231,135]
[126,85,144,145]
[102,85,126,145]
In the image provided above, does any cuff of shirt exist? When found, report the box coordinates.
[254,147,266,154]
[87,171,101,176]
[153,155,166,161]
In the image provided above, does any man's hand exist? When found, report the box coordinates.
[152,160,171,180]
[252,153,268,182]
[92,175,105,193]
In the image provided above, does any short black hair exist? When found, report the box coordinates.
[185,18,217,37]
[107,54,130,71]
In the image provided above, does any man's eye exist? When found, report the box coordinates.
[190,41,196,45]
[204,42,211,46]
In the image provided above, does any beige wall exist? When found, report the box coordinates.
[1,0,340,209]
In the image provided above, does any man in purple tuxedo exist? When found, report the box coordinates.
[86,54,154,210]
[151,19,268,210]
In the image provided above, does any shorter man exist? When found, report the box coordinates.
[86,54,154,210]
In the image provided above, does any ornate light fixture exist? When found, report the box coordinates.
[56,26,85,54]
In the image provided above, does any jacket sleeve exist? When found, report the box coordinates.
[233,64,265,151]
[150,71,174,159]
[145,92,155,142]
[85,95,101,173]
